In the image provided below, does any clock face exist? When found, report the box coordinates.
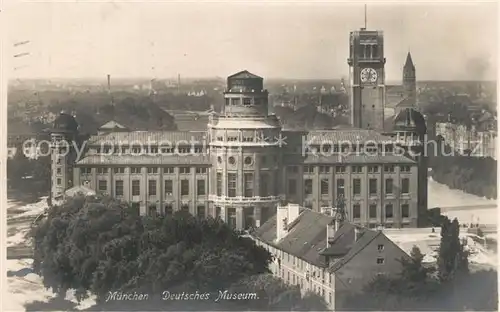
[360,68,378,83]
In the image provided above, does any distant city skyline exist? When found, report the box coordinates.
[6,2,498,81]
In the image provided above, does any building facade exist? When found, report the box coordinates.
[252,203,409,310]
[50,70,426,230]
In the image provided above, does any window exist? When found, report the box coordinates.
[351,166,362,173]
[385,179,393,195]
[181,180,189,196]
[165,180,173,195]
[319,166,330,173]
[287,166,298,174]
[148,180,157,196]
[181,204,189,213]
[260,173,269,196]
[81,167,91,174]
[132,180,140,196]
[304,179,313,195]
[368,166,379,173]
[178,147,190,154]
[243,98,252,106]
[194,147,203,154]
[115,180,124,197]
[304,166,314,174]
[369,204,377,218]
[353,204,361,219]
[385,204,394,218]
[401,178,410,194]
[150,147,158,154]
[131,167,141,174]
[97,167,109,174]
[335,165,346,173]
[353,179,361,196]
[321,179,329,195]
[114,167,125,174]
[148,204,157,217]
[384,165,395,173]
[131,146,141,154]
[377,258,385,264]
[243,173,253,197]
[369,179,377,195]
[197,180,206,196]
[216,172,222,196]
[215,206,221,219]
[401,204,409,218]
[56,167,62,174]
[57,178,61,185]
[161,147,174,154]
[400,165,411,172]
[197,206,206,218]
[163,167,174,174]
[288,179,297,195]
[180,167,190,174]
[196,167,207,174]
[336,179,345,197]
[378,244,384,251]
[227,173,237,197]
[165,205,173,216]
[98,180,107,192]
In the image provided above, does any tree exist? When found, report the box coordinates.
[437,217,469,282]
[31,195,272,303]
[398,246,436,295]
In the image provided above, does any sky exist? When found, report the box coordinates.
[6,1,498,81]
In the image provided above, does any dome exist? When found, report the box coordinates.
[53,112,79,133]
[393,108,426,134]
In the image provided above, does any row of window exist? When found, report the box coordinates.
[82,167,208,175]
[295,177,410,196]
[352,203,410,219]
[292,165,411,174]
[95,146,205,154]
[98,179,207,197]
[215,172,277,198]
[224,97,266,106]
[146,204,206,219]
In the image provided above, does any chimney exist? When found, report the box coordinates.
[276,203,300,241]
[326,221,335,246]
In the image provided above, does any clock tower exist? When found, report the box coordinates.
[348,29,386,130]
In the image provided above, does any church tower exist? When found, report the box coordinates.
[348,29,386,131]
[403,52,416,107]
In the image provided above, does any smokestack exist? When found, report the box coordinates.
[107,74,111,94]
[177,74,181,93]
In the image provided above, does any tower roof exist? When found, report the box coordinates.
[228,70,262,80]
[404,52,415,70]
[393,107,426,134]
[52,112,79,133]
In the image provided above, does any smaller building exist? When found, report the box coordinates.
[251,203,410,310]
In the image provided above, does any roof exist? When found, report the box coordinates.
[98,120,129,131]
[395,97,415,108]
[76,155,211,166]
[393,108,427,134]
[65,185,96,197]
[210,117,281,129]
[304,129,393,144]
[227,70,262,80]
[253,209,335,266]
[87,131,207,145]
[253,209,383,269]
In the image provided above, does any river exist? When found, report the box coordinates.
[428,178,498,226]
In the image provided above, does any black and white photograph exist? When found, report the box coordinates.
[3,1,498,311]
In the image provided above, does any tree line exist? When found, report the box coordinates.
[429,155,497,199]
